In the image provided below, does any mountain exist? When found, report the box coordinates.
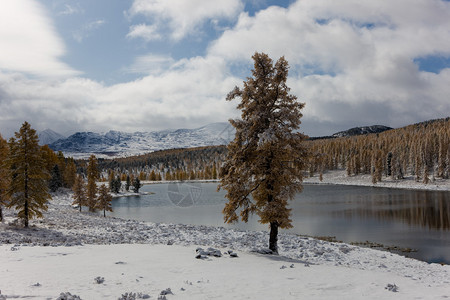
[38,129,65,146]
[332,125,393,138]
[49,122,235,158]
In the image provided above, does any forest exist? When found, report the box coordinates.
[84,117,449,185]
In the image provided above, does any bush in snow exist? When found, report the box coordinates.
[94,276,105,284]
[57,292,82,300]
[118,292,150,299]
[385,283,399,292]
[160,288,173,295]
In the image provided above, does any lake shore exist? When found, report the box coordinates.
[1,189,449,299]
[136,169,450,191]
[303,169,450,191]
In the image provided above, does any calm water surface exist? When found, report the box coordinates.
[110,183,450,264]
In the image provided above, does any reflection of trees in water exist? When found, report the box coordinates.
[337,192,450,230]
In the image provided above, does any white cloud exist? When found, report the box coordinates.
[1,0,450,138]
[73,19,106,42]
[0,0,80,77]
[208,0,450,131]
[125,54,174,75]
[127,24,161,42]
[0,55,240,137]
[128,0,244,40]
[57,4,83,16]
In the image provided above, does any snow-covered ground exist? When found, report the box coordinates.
[304,169,450,191]
[1,184,449,299]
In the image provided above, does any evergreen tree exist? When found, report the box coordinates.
[125,174,131,191]
[0,134,10,222]
[49,164,63,192]
[110,176,121,193]
[97,184,113,217]
[86,155,99,212]
[6,122,51,227]
[72,174,87,212]
[219,53,308,254]
[133,177,142,193]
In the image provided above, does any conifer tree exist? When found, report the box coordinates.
[133,177,142,193]
[125,174,131,191]
[0,134,10,222]
[86,155,99,212]
[64,158,77,188]
[219,52,308,253]
[97,184,113,217]
[49,164,63,192]
[6,122,51,227]
[72,174,87,212]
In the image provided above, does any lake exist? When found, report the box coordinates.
[109,182,450,264]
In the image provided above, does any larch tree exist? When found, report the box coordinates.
[72,174,87,212]
[0,134,10,222]
[97,184,113,217]
[64,158,77,188]
[87,154,99,212]
[219,52,308,254]
[6,122,51,227]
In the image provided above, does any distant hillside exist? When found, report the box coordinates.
[86,118,449,184]
[308,125,392,140]
[49,122,234,158]
[38,129,65,146]
[332,125,392,138]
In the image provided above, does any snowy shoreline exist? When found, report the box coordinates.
[138,170,450,191]
[303,169,450,191]
[1,181,449,299]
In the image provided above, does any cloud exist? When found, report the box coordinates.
[127,24,161,42]
[0,0,80,77]
[1,0,450,139]
[125,54,174,75]
[208,0,450,131]
[73,19,106,42]
[0,55,240,137]
[127,0,244,40]
[57,4,83,16]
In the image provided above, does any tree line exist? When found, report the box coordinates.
[305,117,450,183]
[81,146,226,183]
[0,122,115,226]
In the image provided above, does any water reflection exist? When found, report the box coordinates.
[336,191,450,230]
[111,183,450,264]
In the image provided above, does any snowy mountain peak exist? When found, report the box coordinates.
[49,122,235,158]
[38,129,65,146]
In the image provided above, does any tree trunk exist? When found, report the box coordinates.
[24,199,29,228]
[0,206,3,222]
[103,209,106,217]
[269,221,279,254]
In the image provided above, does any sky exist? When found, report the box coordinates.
[0,0,450,138]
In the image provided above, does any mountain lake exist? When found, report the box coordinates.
[109,182,450,265]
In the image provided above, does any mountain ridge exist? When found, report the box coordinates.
[45,122,395,158]
[48,122,234,158]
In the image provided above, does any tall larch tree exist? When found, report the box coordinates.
[97,184,113,217]
[86,154,99,212]
[72,174,87,212]
[6,122,51,227]
[0,134,10,222]
[219,52,308,254]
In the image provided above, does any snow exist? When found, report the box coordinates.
[1,187,449,299]
[304,169,450,191]
[49,122,234,159]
